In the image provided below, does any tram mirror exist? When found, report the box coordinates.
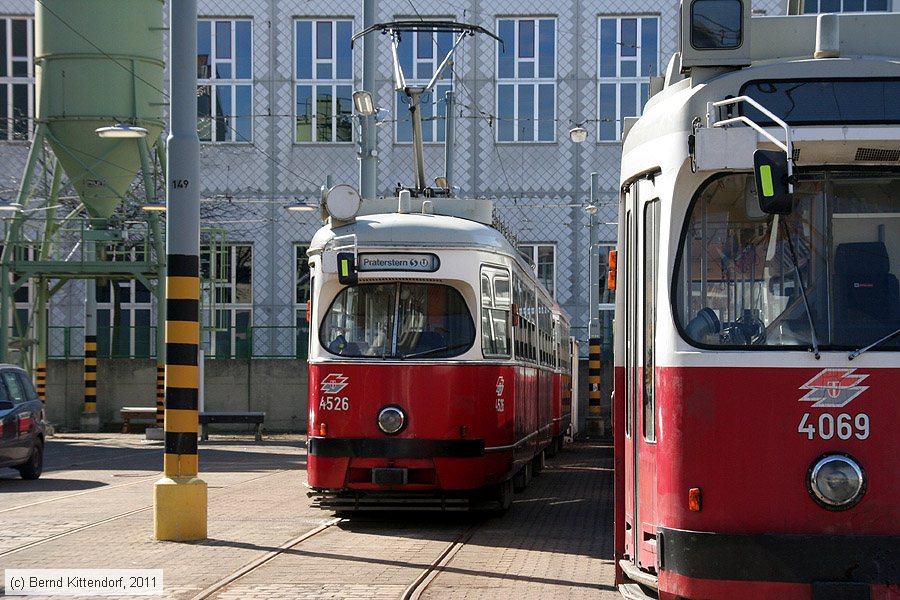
[337,252,358,285]
[753,149,792,215]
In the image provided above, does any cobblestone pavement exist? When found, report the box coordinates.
[0,433,618,599]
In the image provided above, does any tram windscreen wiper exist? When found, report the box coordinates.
[780,218,821,359]
[399,343,470,359]
[848,326,900,360]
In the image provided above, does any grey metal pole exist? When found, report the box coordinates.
[359,0,377,199]
[154,0,207,542]
[588,172,600,337]
[409,90,427,191]
[444,90,455,191]
[587,172,602,437]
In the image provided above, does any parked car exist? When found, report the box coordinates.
[0,364,45,479]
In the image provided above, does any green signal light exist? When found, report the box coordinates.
[759,165,774,197]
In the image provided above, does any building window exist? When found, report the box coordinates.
[295,244,310,359]
[803,0,887,11]
[518,243,556,298]
[0,17,34,141]
[496,18,556,142]
[295,19,353,143]
[598,16,659,141]
[197,19,253,143]
[96,279,153,359]
[395,28,454,143]
[201,244,252,358]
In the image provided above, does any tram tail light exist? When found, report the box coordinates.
[306,300,311,323]
[689,487,702,512]
[607,250,617,291]
[319,422,327,436]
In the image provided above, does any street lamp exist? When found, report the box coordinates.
[352,91,375,116]
[0,199,23,212]
[95,123,149,139]
[286,200,319,212]
[568,125,588,144]
[141,200,167,211]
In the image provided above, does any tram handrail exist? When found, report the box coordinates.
[707,96,794,192]
[329,234,358,254]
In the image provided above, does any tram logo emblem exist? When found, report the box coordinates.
[496,376,505,397]
[799,368,869,408]
[321,373,350,395]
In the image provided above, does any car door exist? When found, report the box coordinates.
[0,370,30,464]
[0,370,20,466]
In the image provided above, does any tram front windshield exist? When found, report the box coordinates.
[320,283,475,358]
[675,171,900,350]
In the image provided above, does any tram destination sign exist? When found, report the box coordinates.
[358,253,440,272]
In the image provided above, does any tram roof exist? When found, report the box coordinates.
[309,211,515,257]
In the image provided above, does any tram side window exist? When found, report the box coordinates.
[643,200,660,443]
[512,273,537,363]
[481,267,511,357]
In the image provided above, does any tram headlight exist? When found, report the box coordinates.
[807,453,866,510]
[377,406,406,435]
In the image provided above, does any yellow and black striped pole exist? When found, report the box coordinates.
[163,259,200,478]
[153,0,206,541]
[155,365,165,427]
[84,335,97,413]
[81,243,100,432]
[35,363,46,404]
[587,337,602,436]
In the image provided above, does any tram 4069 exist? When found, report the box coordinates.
[614,2,900,599]
[304,190,573,512]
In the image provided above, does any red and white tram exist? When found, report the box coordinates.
[305,192,572,511]
[614,2,900,599]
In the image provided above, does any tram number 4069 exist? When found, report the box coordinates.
[797,412,870,440]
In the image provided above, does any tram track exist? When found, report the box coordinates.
[189,517,343,600]
[0,469,292,558]
[400,523,480,600]
[191,515,486,600]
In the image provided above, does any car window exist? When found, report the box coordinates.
[2,371,26,404]
[17,372,38,402]
[0,376,9,403]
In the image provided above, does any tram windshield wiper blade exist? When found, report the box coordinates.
[848,326,900,360]
[780,218,820,359]
[399,343,469,359]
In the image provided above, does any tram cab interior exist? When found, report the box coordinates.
[676,172,900,351]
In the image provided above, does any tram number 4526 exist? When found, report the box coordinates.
[320,396,350,411]
[797,412,870,440]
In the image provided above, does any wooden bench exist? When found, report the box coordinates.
[199,411,265,441]
[120,408,265,441]
[121,407,160,433]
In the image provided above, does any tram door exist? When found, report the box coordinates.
[623,180,660,575]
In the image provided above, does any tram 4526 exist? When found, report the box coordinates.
[304,189,573,512]
[614,2,900,599]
